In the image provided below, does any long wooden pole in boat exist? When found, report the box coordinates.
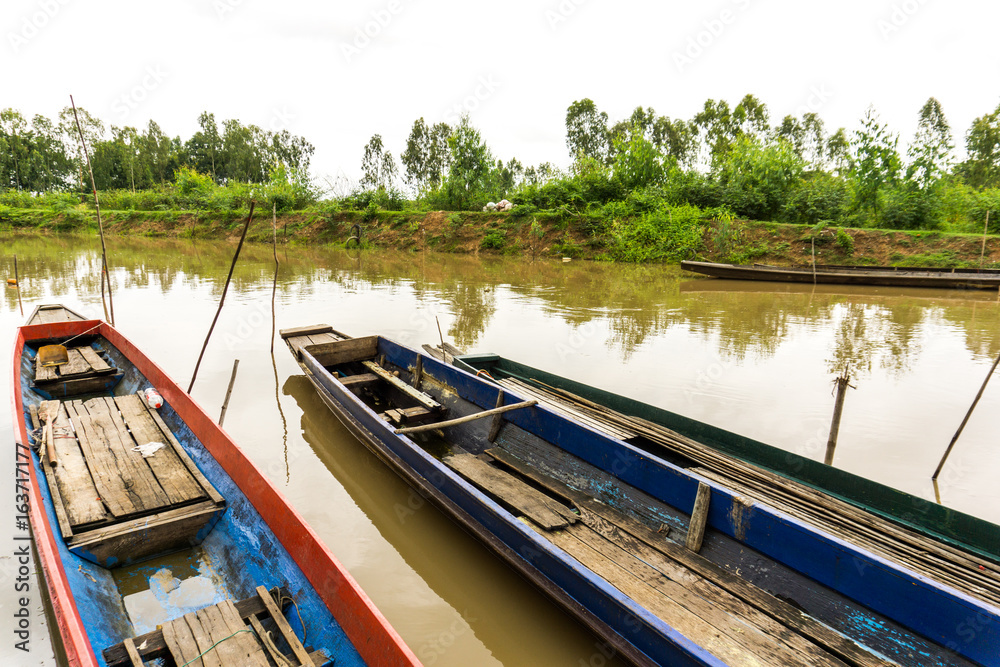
[218,359,240,426]
[979,210,990,272]
[70,95,114,327]
[932,349,1000,479]
[394,399,537,435]
[188,202,255,392]
[13,254,23,317]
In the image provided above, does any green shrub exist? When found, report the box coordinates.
[481,231,506,249]
[835,228,854,255]
[607,204,705,262]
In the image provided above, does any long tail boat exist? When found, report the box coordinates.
[681,260,1000,289]
[283,324,1000,667]
[12,305,420,667]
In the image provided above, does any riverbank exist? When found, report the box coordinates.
[5,207,1000,268]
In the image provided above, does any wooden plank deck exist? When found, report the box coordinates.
[103,587,326,667]
[434,444,897,667]
[37,393,224,566]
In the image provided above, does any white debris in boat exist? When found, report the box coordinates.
[132,442,166,457]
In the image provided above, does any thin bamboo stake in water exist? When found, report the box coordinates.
[979,210,990,272]
[825,374,852,466]
[70,95,114,326]
[13,254,23,317]
[932,350,1000,480]
[270,202,279,353]
[218,359,240,426]
[188,202,256,393]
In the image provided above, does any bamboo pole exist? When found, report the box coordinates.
[979,210,990,272]
[13,254,23,317]
[70,95,114,326]
[824,373,852,466]
[932,349,1000,480]
[270,202,279,354]
[394,399,537,435]
[218,359,240,426]
[188,202,256,393]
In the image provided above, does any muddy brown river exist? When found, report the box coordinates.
[2,235,999,666]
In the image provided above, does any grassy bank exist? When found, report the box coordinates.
[5,204,1000,269]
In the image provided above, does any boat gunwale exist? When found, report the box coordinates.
[13,316,420,667]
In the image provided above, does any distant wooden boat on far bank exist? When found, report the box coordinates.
[680,260,1000,290]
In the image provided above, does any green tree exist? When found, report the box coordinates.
[718,135,805,220]
[58,105,105,191]
[612,132,667,190]
[851,107,901,221]
[651,116,696,167]
[826,128,851,175]
[906,97,953,189]
[693,99,737,169]
[443,115,494,210]
[186,112,222,182]
[958,103,1000,189]
[0,109,29,190]
[565,98,610,164]
[360,134,398,191]
[401,118,452,191]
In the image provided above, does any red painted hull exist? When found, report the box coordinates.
[11,317,420,666]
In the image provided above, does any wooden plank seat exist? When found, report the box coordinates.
[36,394,225,567]
[103,587,328,667]
[33,344,124,398]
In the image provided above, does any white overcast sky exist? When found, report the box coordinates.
[4,0,998,188]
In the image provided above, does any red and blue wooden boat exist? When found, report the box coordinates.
[12,306,420,667]
[285,324,1000,667]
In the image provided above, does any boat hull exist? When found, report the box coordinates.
[681,260,1000,290]
[290,332,1000,667]
[12,315,419,667]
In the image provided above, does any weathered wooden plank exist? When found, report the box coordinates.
[162,615,203,667]
[256,585,313,666]
[218,599,271,667]
[306,336,378,367]
[70,397,170,516]
[396,400,535,435]
[122,638,143,667]
[544,523,787,667]
[102,588,291,666]
[68,500,222,567]
[498,378,637,441]
[35,357,58,382]
[445,453,576,530]
[339,372,380,388]
[137,395,225,506]
[279,324,334,340]
[43,401,107,528]
[114,394,205,505]
[362,360,443,412]
[686,482,711,552]
[59,348,92,377]
[200,603,243,665]
[182,611,222,667]
[76,345,112,372]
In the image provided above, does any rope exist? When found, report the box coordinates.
[273,586,306,644]
[179,629,254,666]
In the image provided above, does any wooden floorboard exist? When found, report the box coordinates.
[40,400,108,528]
[445,453,577,530]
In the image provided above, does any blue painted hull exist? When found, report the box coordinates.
[294,333,1000,667]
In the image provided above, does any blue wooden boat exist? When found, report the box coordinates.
[284,325,1000,667]
[12,307,420,667]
